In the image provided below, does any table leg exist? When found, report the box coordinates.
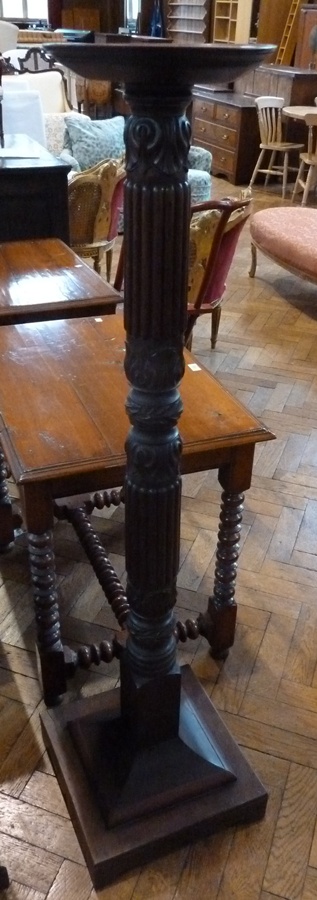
[199,444,255,658]
[0,445,16,549]
[27,528,67,705]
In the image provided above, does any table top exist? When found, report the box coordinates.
[45,41,275,87]
[0,238,120,323]
[0,313,274,494]
[0,133,70,170]
[283,105,317,119]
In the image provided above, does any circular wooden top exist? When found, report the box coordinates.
[44,42,275,88]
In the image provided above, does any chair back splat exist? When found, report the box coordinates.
[114,196,251,350]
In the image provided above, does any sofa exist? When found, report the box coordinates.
[60,114,213,204]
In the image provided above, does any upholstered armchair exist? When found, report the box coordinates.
[62,114,213,204]
[68,158,126,279]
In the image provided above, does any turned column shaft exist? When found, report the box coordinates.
[122,87,191,683]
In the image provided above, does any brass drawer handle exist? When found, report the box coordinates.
[222,134,228,141]
[221,156,226,162]
[199,126,206,133]
[223,112,229,119]
[201,105,207,112]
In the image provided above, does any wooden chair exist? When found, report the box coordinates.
[114,196,251,349]
[249,96,304,199]
[68,158,125,279]
[185,197,252,349]
[292,111,317,206]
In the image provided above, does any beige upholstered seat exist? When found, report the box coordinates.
[249,96,304,199]
[68,158,125,279]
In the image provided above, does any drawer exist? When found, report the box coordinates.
[193,117,216,143]
[192,98,215,120]
[214,104,240,129]
[210,144,235,176]
[209,122,237,151]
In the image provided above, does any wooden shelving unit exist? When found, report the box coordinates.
[166,0,211,43]
[213,0,253,43]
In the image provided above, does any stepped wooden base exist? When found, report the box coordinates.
[41,665,268,889]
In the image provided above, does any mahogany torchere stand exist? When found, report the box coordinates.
[41,41,274,888]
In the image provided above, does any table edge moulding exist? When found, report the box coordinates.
[39,39,275,888]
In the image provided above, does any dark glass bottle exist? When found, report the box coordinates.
[150,0,164,37]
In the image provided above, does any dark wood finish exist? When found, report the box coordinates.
[47,0,63,28]
[295,4,317,68]
[0,312,272,695]
[0,238,120,324]
[0,135,70,244]
[41,665,267,889]
[192,88,259,184]
[38,39,274,885]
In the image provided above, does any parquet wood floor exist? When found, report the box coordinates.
[1,176,317,899]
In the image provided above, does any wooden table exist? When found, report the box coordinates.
[283,105,317,119]
[0,134,71,244]
[0,312,274,704]
[0,237,120,324]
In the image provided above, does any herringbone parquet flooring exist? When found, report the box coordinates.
[1,175,317,900]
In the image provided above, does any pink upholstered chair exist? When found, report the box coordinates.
[114,196,251,348]
[184,197,252,349]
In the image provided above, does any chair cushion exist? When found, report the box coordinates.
[188,209,221,303]
[188,145,212,172]
[189,170,211,205]
[63,115,126,170]
[44,112,90,157]
[250,207,317,281]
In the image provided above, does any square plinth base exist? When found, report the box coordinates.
[41,665,268,890]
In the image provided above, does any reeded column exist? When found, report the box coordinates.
[121,86,191,732]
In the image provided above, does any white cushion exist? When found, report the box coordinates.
[2,90,46,148]
[2,70,70,114]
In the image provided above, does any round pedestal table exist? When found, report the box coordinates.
[41,39,275,889]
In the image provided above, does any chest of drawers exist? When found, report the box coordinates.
[191,88,259,185]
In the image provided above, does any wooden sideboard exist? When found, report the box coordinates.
[234,64,317,106]
[234,63,317,146]
[191,87,259,185]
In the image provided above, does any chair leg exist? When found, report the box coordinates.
[184,332,193,352]
[249,242,257,278]
[292,160,305,202]
[249,148,265,188]
[302,164,317,206]
[93,252,101,275]
[211,306,221,349]
[282,152,288,200]
[264,150,276,187]
[106,247,113,282]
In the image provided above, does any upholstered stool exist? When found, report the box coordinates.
[188,145,212,173]
[189,167,212,204]
[249,206,317,285]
